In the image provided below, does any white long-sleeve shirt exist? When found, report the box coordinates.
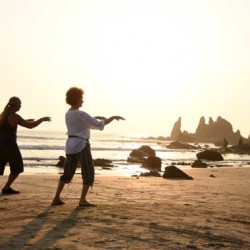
[65,109,105,154]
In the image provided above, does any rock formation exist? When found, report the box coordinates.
[169,116,246,145]
[170,117,182,140]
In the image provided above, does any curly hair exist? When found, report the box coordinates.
[66,87,84,106]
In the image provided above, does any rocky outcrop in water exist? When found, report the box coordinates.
[196,150,224,161]
[127,145,156,163]
[169,116,247,145]
[166,141,199,150]
[141,156,161,171]
[127,145,162,171]
[191,160,208,168]
[170,117,182,140]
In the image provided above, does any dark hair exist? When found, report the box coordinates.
[0,96,20,125]
[66,87,84,106]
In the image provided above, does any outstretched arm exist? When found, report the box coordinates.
[104,116,125,126]
[19,116,51,129]
[7,114,51,128]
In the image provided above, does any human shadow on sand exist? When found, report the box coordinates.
[1,206,84,249]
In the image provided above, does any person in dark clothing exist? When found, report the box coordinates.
[0,96,51,195]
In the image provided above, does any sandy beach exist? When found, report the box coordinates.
[0,167,250,250]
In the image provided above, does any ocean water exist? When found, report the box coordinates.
[11,129,250,176]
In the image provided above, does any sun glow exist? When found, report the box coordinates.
[1,0,250,136]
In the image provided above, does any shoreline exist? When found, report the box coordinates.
[3,163,250,177]
[1,167,250,249]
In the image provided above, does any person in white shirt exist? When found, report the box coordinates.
[52,87,124,207]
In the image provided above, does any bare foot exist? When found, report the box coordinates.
[51,199,65,206]
[79,200,96,207]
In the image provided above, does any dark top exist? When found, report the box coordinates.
[0,118,17,146]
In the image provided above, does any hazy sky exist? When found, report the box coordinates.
[0,0,250,137]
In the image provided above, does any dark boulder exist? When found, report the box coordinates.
[127,145,156,163]
[196,150,224,161]
[192,159,207,168]
[138,145,156,156]
[127,149,146,163]
[167,141,198,149]
[141,156,161,171]
[129,148,147,158]
[93,158,114,167]
[163,165,193,180]
[127,156,145,163]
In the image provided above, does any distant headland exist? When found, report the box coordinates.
[169,116,250,145]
